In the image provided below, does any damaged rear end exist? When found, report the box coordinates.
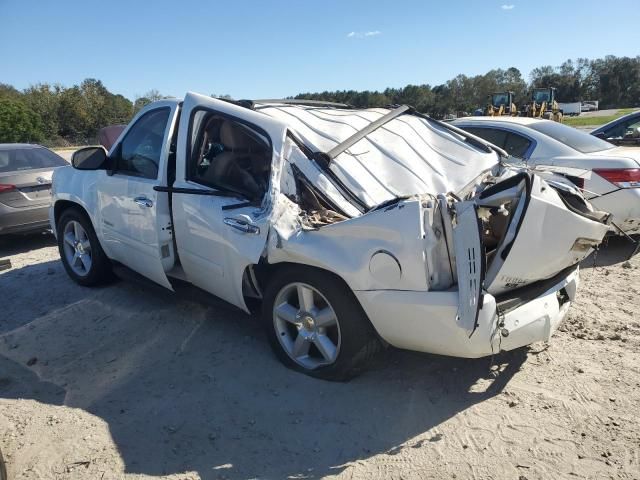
[259,103,610,358]
[332,169,610,358]
[447,169,609,355]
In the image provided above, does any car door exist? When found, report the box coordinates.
[171,92,288,311]
[97,103,180,289]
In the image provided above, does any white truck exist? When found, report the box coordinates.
[50,93,610,380]
[559,102,582,116]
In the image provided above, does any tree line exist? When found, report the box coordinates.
[0,79,162,146]
[295,55,640,117]
[0,55,638,146]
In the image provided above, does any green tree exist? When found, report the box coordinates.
[0,83,21,100]
[57,86,89,143]
[133,89,165,114]
[0,98,43,143]
[22,83,61,141]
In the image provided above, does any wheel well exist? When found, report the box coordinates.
[53,200,91,231]
[242,261,354,311]
[243,260,387,347]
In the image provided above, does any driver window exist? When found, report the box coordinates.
[625,120,640,138]
[116,108,170,179]
[603,123,627,139]
[188,111,271,201]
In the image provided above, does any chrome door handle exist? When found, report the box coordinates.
[224,217,260,234]
[134,196,153,208]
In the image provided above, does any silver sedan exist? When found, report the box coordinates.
[0,144,68,235]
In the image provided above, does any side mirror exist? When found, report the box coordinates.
[72,146,108,170]
[593,132,606,139]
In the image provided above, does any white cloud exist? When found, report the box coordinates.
[501,4,515,9]
[347,30,382,39]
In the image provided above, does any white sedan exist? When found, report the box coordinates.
[452,117,640,234]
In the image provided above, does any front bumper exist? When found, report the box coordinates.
[355,269,579,358]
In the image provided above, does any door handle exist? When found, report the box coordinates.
[134,196,153,208]
[224,217,260,235]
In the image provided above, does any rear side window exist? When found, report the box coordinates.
[0,147,67,173]
[530,121,614,154]
[115,108,170,179]
[503,133,532,159]
[462,127,508,148]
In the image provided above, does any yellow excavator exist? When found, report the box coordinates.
[484,91,518,116]
[522,87,563,122]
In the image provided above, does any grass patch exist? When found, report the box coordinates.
[564,108,637,127]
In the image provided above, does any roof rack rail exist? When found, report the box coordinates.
[252,99,353,109]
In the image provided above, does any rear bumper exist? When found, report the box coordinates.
[590,188,640,234]
[0,203,51,235]
[355,269,579,358]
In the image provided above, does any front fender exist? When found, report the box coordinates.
[51,166,102,235]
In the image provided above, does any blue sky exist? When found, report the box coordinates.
[1,0,638,100]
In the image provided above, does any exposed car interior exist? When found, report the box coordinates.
[190,113,271,201]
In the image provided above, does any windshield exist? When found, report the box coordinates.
[492,93,509,106]
[0,146,68,173]
[529,121,615,154]
[532,90,551,103]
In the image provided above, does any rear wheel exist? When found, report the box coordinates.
[57,208,112,286]
[262,266,382,381]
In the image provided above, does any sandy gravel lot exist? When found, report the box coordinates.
[0,233,639,480]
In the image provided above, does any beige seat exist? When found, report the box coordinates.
[202,120,268,199]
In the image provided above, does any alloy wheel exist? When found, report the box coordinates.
[272,282,342,370]
[62,220,92,277]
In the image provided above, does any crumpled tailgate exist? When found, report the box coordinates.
[453,172,609,333]
[480,173,609,296]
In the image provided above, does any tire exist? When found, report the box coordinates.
[261,265,382,381]
[56,208,113,286]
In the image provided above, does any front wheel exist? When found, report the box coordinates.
[262,266,382,381]
[57,208,113,286]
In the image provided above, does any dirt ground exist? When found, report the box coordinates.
[0,233,639,480]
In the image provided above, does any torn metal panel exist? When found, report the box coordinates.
[452,201,484,334]
[267,197,431,292]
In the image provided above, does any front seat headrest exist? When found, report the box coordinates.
[220,121,264,151]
